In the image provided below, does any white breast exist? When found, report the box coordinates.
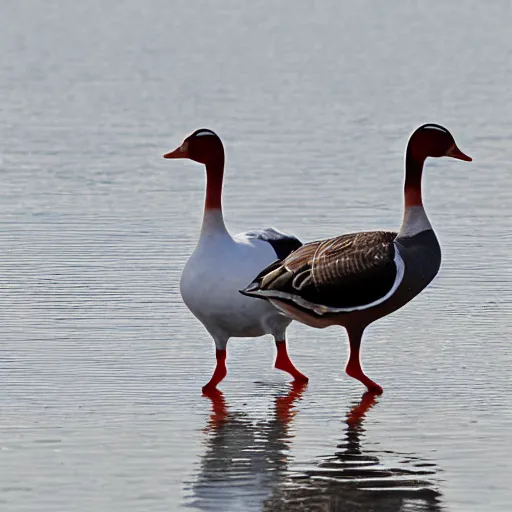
[398,205,432,238]
[180,232,291,341]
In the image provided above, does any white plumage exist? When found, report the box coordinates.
[180,211,293,347]
[164,128,307,393]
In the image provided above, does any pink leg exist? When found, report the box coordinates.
[345,328,383,394]
[274,340,309,383]
[202,349,227,394]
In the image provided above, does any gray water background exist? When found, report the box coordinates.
[1,1,512,511]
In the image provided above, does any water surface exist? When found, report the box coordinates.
[1,1,512,511]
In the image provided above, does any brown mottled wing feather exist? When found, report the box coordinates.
[256,231,398,309]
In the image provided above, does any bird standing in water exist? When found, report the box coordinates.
[242,124,472,393]
[164,129,308,393]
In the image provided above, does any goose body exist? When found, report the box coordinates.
[242,124,472,393]
[244,216,440,329]
[164,129,307,393]
[180,216,300,340]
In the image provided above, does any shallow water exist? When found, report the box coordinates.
[1,1,512,511]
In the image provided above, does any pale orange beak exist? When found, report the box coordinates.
[163,143,189,159]
[447,144,472,162]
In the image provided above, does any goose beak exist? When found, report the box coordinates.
[447,145,472,162]
[163,143,189,159]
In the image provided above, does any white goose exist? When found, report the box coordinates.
[163,129,308,393]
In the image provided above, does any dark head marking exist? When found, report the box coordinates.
[163,128,224,163]
[408,123,471,162]
[185,128,224,164]
[190,129,219,139]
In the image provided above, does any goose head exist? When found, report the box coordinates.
[408,124,472,162]
[163,129,224,165]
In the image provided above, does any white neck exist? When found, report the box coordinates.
[200,208,230,239]
[398,205,432,238]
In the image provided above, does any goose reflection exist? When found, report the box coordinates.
[264,392,444,512]
[187,383,307,511]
